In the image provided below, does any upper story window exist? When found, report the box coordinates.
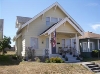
[51,17,58,25]
[46,17,62,26]
[59,18,62,21]
[46,17,50,25]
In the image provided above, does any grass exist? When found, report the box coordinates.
[0,62,94,74]
[0,51,94,74]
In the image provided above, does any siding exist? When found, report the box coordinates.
[56,21,77,33]
[24,7,67,56]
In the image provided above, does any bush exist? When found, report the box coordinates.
[34,57,40,62]
[91,50,99,57]
[45,57,64,63]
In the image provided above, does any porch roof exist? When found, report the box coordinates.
[79,31,100,39]
[40,17,84,36]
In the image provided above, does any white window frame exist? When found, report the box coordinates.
[30,37,38,49]
[46,17,62,26]
[82,42,88,52]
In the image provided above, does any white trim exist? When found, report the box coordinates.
[88,39,90,52]
[98,39,99,50]
[16,33,22,39]
[49,34,51,54]
[18,2,84,33]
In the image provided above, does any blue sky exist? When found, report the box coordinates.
[0,0,100,46]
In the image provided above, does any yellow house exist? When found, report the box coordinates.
[14,2,84,59]
[0,19,3,41]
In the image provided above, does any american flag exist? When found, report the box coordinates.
[52,29,56,47]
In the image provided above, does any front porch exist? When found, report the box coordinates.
[48,32,80,58]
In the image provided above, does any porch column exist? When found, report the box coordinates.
[88,39,90,52]
[75,33,78,55]
[49,33,51,54]
[98,39,99,50]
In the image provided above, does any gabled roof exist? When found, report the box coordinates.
[79,31,100,39]
[0,19,4,31]
[16,16,32,27]
[40,17,83,36]
[17,2,84,33]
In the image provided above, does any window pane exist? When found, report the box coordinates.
[59,18,62,21]
[46,21,50,25]
[46,17,50,21]
[30,37,38,49]
[51,17,58,24]
[46,17,50,25]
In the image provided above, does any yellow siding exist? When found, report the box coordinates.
[24,7,67,56]
[17,36,22,56]
[56,21,77,33]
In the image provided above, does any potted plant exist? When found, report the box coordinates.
[62,54,65,58]
[59,47,62,55]
[65,56,68,61]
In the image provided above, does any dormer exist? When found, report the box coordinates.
[16,16,32,29]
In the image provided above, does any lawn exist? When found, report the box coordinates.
[0,62,94,74]
[0,51,94,74]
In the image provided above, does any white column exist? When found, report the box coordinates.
[75,33,78,55]
[98,39,99,50]
[88,39,90,52]
[49,34,51,54]
[71,38,72,47]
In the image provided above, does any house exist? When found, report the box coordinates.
[79,31,100,57]
[0,19,3,41]
[14,2,84,59]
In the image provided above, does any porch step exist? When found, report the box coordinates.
[65,54,80,63]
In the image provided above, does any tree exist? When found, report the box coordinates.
[0,36,11,55]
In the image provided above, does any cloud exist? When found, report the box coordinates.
[86,3,99,7]
[91,24,100,30]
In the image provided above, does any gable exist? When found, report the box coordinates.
[20,2,84,33]
[25,6,67,36]
[56,21,77,33]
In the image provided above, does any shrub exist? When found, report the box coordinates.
[34,57,40,62]
[91,50,99,57]
[45,57,64,63]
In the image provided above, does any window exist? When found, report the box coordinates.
[30,37,38,49]
[51,17,58,25]
[46,17,50,25]
[90,42,94,52]
[59,18,62,21]
[82,42,87,52]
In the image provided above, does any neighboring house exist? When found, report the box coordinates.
[14,2,84,58]
[0,19,3,41]
[79,31,100,57]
